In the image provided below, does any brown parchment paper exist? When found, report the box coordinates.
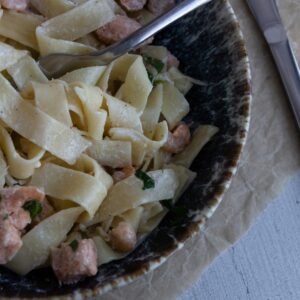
[99,1,300,299]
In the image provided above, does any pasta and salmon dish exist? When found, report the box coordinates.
[0,0,218,285]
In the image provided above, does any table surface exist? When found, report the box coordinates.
[177,171,300,300]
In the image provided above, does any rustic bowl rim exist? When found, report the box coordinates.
[2,0,252,298]
[64,1,251,298]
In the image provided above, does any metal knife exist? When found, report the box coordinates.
[246,0,300,129]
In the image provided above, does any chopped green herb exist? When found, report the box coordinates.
[135,170,155,190]
[161,199,173,210]
[2,214,9,221]
[153,79,166,86]
[23,200,42,219]
[147,70,154,82]
[69,239,79,252]
[143,54,165,73]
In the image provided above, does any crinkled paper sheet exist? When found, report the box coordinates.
[100,1,300,299]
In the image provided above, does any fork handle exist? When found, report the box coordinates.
[100,0,212,57]
[39,0,212,78]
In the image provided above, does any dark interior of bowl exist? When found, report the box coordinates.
[0,0,250,297]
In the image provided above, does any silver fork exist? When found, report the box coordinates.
[38,0,212,79]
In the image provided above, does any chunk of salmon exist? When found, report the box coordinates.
[0,186,46,264]
[0,186,44,211]
[167,51,180,69]
[163,123,191,154]
[0,0,28,11]
[9,209,31,231]
[51,239,98,285]
[0,220,22,264]
[112,166,135,183]
[0,186,45,230]
[96,15,141,45]
[119,0,146,11]
[147,0,175,15]
[109,221,137,253]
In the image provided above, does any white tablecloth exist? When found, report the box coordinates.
[178,171,300,299]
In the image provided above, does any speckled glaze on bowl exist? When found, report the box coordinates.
[0,0,251,298]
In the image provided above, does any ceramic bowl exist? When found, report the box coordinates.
[0,0,251,298]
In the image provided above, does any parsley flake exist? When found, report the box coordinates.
[69,239,79,252]
[147,70,154,83]
[153,79,166,86]
[2,214,9,221]
[23,200,42,219]
[135,170,155,190]
[143,54,165,73]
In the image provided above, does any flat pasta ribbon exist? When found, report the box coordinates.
[30,0,75,18]
[0,9,44,50]
[105,93,143,132]
[74,84,107,140]
[8,56,48,92]
[30,162,108,219]
[0,150,7,188]
[161,82,190,130]
[31,81,72,126]
[60,66,106,85]
[0,74,90,164]
[36,0,115,55]
[6,207,83,275]
[87,140,132,169]
[0,42,27,72]
[98,169,179,221]
[171,125,219,168]
[109,121,169,166]
[0,125,45,179]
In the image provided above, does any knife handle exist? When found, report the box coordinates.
[247,0,300,129]
[247,0,281,31]
[270,40,300,129]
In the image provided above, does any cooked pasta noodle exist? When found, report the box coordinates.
[87,140,132,168]
[0,42,27,72]
[98,169,179,221]
[7,55,48,91]
[31,81,72,126]
[0,150,7,188]
[6,207,83,275]
[0,10,43,50]
[60,66,106,85]
[93,236,124,266]
[30,0,75,18]
[36,0,115,55]
[30,162,107,219]
[171,125,219,168]
[0,125,45,179]
[141,85,163,138]
[105,93,143,132]
[161,82,190,130]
